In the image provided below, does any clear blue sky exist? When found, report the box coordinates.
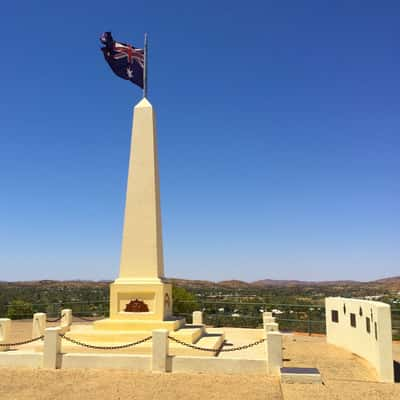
[1,1,399,282]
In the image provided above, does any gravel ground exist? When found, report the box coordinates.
[1,321,399,400]
[0,369,282,400]
[281,333,400,400]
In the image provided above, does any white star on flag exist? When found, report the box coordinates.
[127,67,134,78]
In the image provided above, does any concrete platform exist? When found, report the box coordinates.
[65,323,203,344]
[93,317,185,331]
[31,323,225,357]
[56,331,225,357]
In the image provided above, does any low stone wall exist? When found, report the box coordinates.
[325,297,394,382]
[60,354,267,373]
[61,353,152,370]
[0,352,42,368]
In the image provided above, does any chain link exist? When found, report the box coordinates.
[46,313,65,323]
[74,315,104,322]
[168,336,266,352]
[59,334,152,350]
[46,316,62,323]
[0,335,44,347]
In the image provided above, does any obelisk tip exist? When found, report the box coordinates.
[135,97,152,108]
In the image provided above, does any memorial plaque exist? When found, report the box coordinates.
[124,299,149,312]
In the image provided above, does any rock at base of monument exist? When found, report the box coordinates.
[280,367,322,384]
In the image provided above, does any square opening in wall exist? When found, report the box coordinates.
[366,317,371,333]
[350,313,356,328]
[331,310,339,323]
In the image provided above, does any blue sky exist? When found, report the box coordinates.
[0,1,399,282]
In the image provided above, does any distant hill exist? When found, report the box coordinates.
[1,276,399,291]
[251,279,361,287]
[0,280,111,288]
[169,276,400,291]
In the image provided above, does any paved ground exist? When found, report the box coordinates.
[208,327,265,359]
[1,321,399,399]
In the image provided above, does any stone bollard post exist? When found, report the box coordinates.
[192,311,203,325]
[264,322,279,337]
[266,331,283,375]
[61,309,72,333]
[32,313,46,338]
[43,327,61,369]
[0,318,11,352]
[152,329,169,372]
[263,311,275,325]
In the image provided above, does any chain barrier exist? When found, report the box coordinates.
[46,313,65,323]
[168,336,266,352]
[46,316,62,323]
[74,315,104,322]
[0,335,44,347]
[59,334,152,350]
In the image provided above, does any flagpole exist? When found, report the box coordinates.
[143,32,148,98]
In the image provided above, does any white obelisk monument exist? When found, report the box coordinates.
[118,99,164,281]
[93,98,182,331]
[110,97,172,319]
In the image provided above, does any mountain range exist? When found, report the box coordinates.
[1,276,399,291]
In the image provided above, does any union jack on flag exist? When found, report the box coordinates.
[100,32,144,89]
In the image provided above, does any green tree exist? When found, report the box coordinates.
[7,300,33,320]
[172,286,199,316]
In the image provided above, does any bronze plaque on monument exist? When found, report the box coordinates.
[124,299,149,312]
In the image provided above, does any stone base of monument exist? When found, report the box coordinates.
[93,316,185,332]
[33,322,225,357]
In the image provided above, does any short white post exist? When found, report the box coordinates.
[266,331,283,375]
[0,318,11,352]
[61,309,72,333]
[263,312,275,328]
[32,313,46,338]
[192,311,203,325]
[152,329,169,372]
[43,327,61,369]
[264,322,279,337]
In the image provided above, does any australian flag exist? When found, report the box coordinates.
[100,32,144,89]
